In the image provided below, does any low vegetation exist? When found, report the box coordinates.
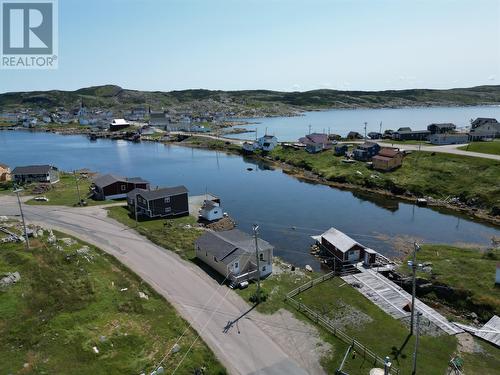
[458,140,500,156]
[269,146,500,214]
[106,206,202,260]
[238,268,500,375]
[24,173,114,207]
[0,229,225,375]
[399,244,500,321]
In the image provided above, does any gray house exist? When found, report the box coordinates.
[469,118,500,140]
[195,229,273,284]
[12,165,59,184]
[127,186,189,218]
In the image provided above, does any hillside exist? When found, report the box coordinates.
[1,84,500,117]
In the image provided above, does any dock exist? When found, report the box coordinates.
[342,267,463,335]
[453,315,500,347]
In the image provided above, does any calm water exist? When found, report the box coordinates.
[1,131,498,269]
[231,105,500,141]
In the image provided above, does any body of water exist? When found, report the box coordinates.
[231,105,500,141]
[1,130,498,269]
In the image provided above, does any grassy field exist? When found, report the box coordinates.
[269,146,500,213]
[24,174,116,207]
[458,140,500,156]
[399,244,500,321]
[0,228,225,375]
[106,206,203,260]
[237,269,500,375]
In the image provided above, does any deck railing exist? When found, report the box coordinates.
[285,273,400,375]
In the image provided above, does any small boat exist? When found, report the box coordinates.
[305,265,313,272]
[341,159,356,164]
[416,198,428,206]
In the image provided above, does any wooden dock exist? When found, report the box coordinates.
[342,268,463,335]
[454,315,500,347]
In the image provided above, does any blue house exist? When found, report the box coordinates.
[353,142,380,161]
[334,144,348,156]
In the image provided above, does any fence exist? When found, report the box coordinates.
[285,273,400,375]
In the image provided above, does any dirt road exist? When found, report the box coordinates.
[0,196,324,375]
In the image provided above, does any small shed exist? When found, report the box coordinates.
[199,200,224,222]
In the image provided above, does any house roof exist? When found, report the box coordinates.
[378,147,400,158]
[129,186,188,201]
[93,174,149,188]
[201,200,219,211]
[12,165,55,175]
[195,229,273,265]
[299,133,329,145]
[427,123,456,130]
[395,129,430,135]
[397,127,412,132]
[111,118,129,125]
[357,142,379,150]
[316,227,364,253]
[372,155,392,162]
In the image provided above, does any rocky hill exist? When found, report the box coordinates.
[1,84,499,117]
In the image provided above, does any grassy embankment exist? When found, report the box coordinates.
[106,206,202,261]
[269,146,500,214]
[22,173,116,207]
[399,244,500,321]
[458,140,500,156]
[0,228,225,375]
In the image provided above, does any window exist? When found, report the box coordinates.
[121,184,126,191]
[259,253,264,261]
[165,207,171,213]
[234,262,239,268]
[164,196,170,203]
[262,266,266,272]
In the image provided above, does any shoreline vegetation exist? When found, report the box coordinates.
[180,136,500,226]
[3,126,499,226]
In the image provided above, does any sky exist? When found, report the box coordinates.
[0,0,499,93]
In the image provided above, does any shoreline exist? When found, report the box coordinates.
[5,126,500,227]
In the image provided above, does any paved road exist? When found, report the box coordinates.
[0,196,311,375]
[374,142,500,161]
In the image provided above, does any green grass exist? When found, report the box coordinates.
[238,270,500,375]
[0,229,225,375]
[399,244,500,321]
[458,140,500,156]
[270,146,500,213]
[106,206,203,260]
[25,173,115,207]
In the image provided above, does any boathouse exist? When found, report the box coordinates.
[312,227,376,265]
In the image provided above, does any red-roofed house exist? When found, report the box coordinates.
[372,147,404,171]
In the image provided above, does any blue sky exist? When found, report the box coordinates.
[1,0,499,93]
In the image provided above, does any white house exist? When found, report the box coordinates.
[195,229,273,283]
[242,141,259,153]
[258,135,278,151]
[199,200,224,221]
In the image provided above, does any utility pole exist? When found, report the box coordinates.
[412,312,422,375]
[134,193,139,226]
[384,356,392,375]
[14,188,29,250]
[253,224,261,304]
[74,170,82,206]
[364,122,367,140]
[308,124,312,135]
[409,242,421,335]
[379,121,382,135]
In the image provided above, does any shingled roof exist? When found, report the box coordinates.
[128,186,188,201]
[12,165,55,175]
